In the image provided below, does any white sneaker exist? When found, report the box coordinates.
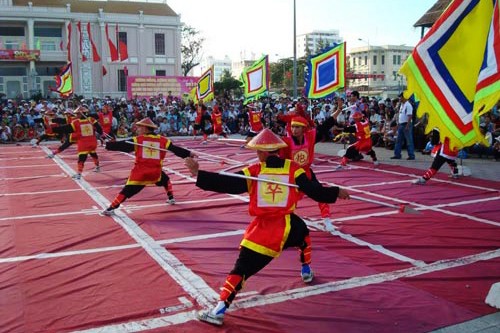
[72,173,81,180]
[373,161,380,166]
[449,174,459,179]
[413,177,426,185]
[101,208,114,216]
[301,264,314,283]
[167,198,176,205]
[93,166,101,173]
[46,153,55,159]
[197,302,226,326]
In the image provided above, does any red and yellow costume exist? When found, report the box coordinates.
[98,110,114,136]
[417,131,459,183]
[211,106,224,136]
[103,118,192,213]
[193,129,342,320]
[279,116,331,218]
[340,112,378,166]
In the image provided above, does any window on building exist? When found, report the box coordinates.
[34,66,60,76]
[397,55,402,65]
[364,56,367,66]
[393,55,397,65]
[381,71,385,81]
[381,55,385,65]
[34,27,62,37]
[393,71,397,80]
[373,71,377,82]
[156,70,166,76]
[155,33,165,55]
[353,58,356,66]
[0,67,27,76]
[0,27,25,36]
[118,69,127,92]
[373,55,377,66]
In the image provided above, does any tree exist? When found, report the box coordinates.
[214,69,243,99]
[181,24,205,76]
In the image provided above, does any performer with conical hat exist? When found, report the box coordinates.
[184,128,350,326]
[102,117,195,215]
[53,105,103,179]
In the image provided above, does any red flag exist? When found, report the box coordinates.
[87,22,101,62]
[102,65,107,76]
[59,40,64,51]
[76,22,87,62]
[66,22,72,62]
[105,23,119,62]
[116,24,128,61]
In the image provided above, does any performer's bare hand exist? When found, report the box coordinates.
[184,157,199,176]
[338,188,350,200]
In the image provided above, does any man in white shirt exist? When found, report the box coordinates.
[391,93,415,160]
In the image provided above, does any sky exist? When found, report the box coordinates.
[167,0,438,62]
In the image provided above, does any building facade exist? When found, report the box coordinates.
[0,0,181,99]
[200,55,232,82]
[348,44,413,97]
[296,30,343,58]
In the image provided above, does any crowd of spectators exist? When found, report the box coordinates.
[1,93,499,161]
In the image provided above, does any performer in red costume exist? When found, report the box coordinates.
[47,109,77,158]
[98,102,115,143]
[244,103,264,143]
[33,109,59,146]
[53,106,103,179]
[334,110,379,168]
[102,118,195,215]
[413,129,459,184]
[279,116,335,226]
[185,129,349,326]
[210,104,227,138]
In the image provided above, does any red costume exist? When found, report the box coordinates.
[211,106,225,137]
[339,112,379,167]
[279,116,331,218]
[102,118,193,215]
[98,110,113,136]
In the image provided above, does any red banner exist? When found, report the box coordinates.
[0,49,40,61]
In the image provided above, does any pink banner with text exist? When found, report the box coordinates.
[127,76,199,100]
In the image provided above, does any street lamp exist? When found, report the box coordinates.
[358,38,370,94]
[292,0,297,99]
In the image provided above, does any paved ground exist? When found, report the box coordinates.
[315,141,500,333]
[314,141,499,182]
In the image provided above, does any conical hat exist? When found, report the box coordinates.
[246,128,287,151]
[135,117,158,129]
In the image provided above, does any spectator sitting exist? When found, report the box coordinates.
[0,123,12,143]
[468,124,493,158]
[493,136,500,161]
[383,120,398,150]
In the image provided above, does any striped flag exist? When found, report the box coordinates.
[240,55,269,103]
[400,0,500,149]
[196,66,215,102]
[54,62,73,97]
[305,42,345,99]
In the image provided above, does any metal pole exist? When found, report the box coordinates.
[293,0,297,99]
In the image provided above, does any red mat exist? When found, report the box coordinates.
[0,139,499,333]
